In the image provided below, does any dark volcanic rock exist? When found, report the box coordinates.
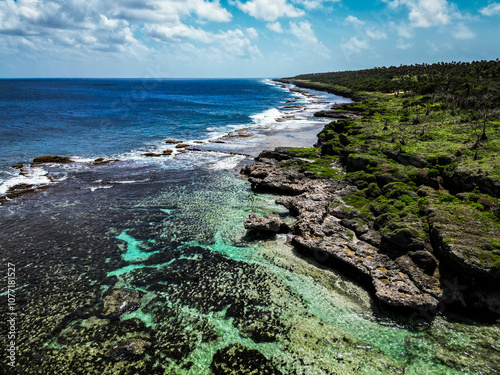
[4,184,37,199]
[31,155,72,164]
[93,158,120,165]
[211,344,281,375]
[244,214,289,233]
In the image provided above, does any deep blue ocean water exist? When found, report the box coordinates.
[0,79,291,178]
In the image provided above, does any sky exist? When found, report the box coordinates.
[0,0,499,78]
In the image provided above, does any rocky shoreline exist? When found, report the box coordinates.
[241,149,500,319]
[241,99,500,322]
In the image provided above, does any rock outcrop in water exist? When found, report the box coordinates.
[31,155,73,164]
[242,149,500,318]
[100,288,143,319]
[244,214,289,233]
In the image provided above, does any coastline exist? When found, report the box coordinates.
[1,79,499,374]
[0,80,344,205]
[274,78,365,101]
[240,82,500,322]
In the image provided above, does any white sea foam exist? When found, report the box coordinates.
[88,185,113,192]
[71,156,96,163]
[0,167,52,196]
[206,155,246,170]
[110,179,150,184]
[251,108,282,126]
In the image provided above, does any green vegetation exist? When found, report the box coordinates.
[291,60,500,112]
[282,60,500,269]
[278,148,343,179]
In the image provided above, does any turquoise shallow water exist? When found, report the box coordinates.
[0,81,498,374]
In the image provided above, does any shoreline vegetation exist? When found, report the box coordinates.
[243,60,500,321]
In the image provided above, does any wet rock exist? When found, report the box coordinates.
[101,288,143,318]
[175,143,191,149]
[12,163,23,169]
[31,155,72,164]
[93,158,120,165]
[5,183,37,199]
[19,168,30,176]
[211,343,282,375]
[244,214,289,233]
[142,150,173,157]
[105,337,152,362]
[165,139,183,144]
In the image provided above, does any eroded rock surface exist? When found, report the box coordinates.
[244,214,289,233]
[242,148,500,317]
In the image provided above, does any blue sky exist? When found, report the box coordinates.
[0,0,498,78]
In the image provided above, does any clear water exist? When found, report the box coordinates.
[0,80,498,374]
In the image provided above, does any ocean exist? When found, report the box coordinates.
[0,79,498,374]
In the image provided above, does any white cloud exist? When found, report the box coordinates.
[246,27,259,39]
[393,22,415,38]
[290,20,318,44]
[480,2,500,16]
[145,23,260,58]
[384,0,451,27]
[0,0,243,57]
[453,23,475,40]
[146,23,213,43]
[237,0,304,21]
[344,15,365,27]
[187,0,232,22]
[112,0,232,23]
[397,41,412,49]
[365,28,387,39]
[292,0,340,10]
[340,36,369,55]
[288,21,329,58]
[266,21,284,33]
